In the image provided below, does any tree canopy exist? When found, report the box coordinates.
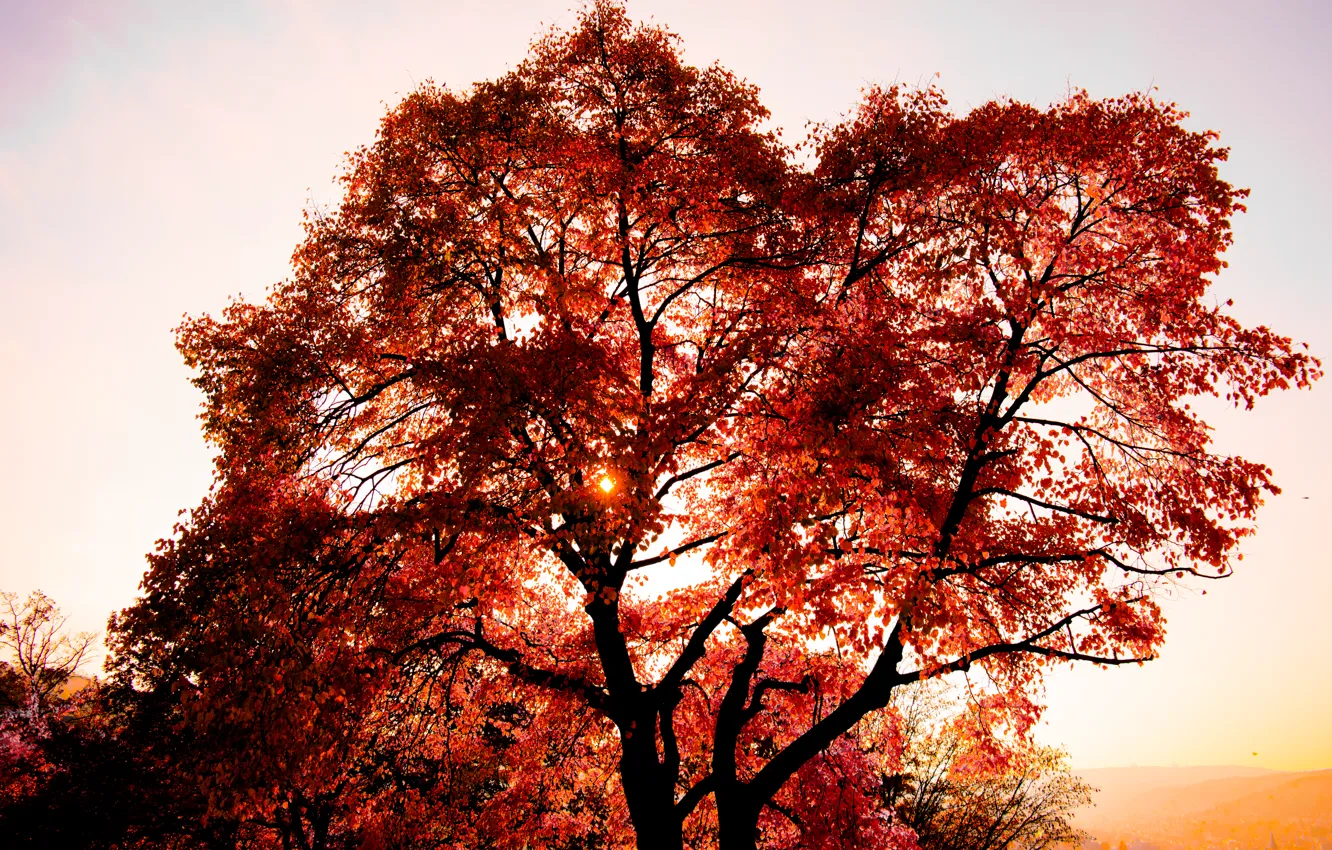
[107,3,1317,849]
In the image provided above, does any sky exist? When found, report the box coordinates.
[2,0,1329,771]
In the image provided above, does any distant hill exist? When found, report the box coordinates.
[1074,766,1281,824]
[58,673,92,698]
[1072,766,1332,849]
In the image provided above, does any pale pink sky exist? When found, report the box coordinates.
[2,0,1328,770]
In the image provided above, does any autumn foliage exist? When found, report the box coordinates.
[93,2,1320,848]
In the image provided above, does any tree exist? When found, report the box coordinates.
[885,683,1092,850]
[0,591,231,849]
[0,591,158,849]
[114,3,1318,849]
[0,589,95,824]
[0,590,95,712]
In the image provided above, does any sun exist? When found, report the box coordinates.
[599,476,615,493]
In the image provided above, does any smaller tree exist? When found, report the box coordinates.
[0,590,110,845]
[0,591,228,849]
[884,683,1091,850]
[0,590,95,712]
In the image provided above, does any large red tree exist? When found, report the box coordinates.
[115,3,1318,848]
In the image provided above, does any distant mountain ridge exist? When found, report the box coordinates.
[1073,766,1281,821]
[1071,766,1332,849]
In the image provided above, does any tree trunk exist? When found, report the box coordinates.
[619,721,685,850]
[715,788,761,850]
